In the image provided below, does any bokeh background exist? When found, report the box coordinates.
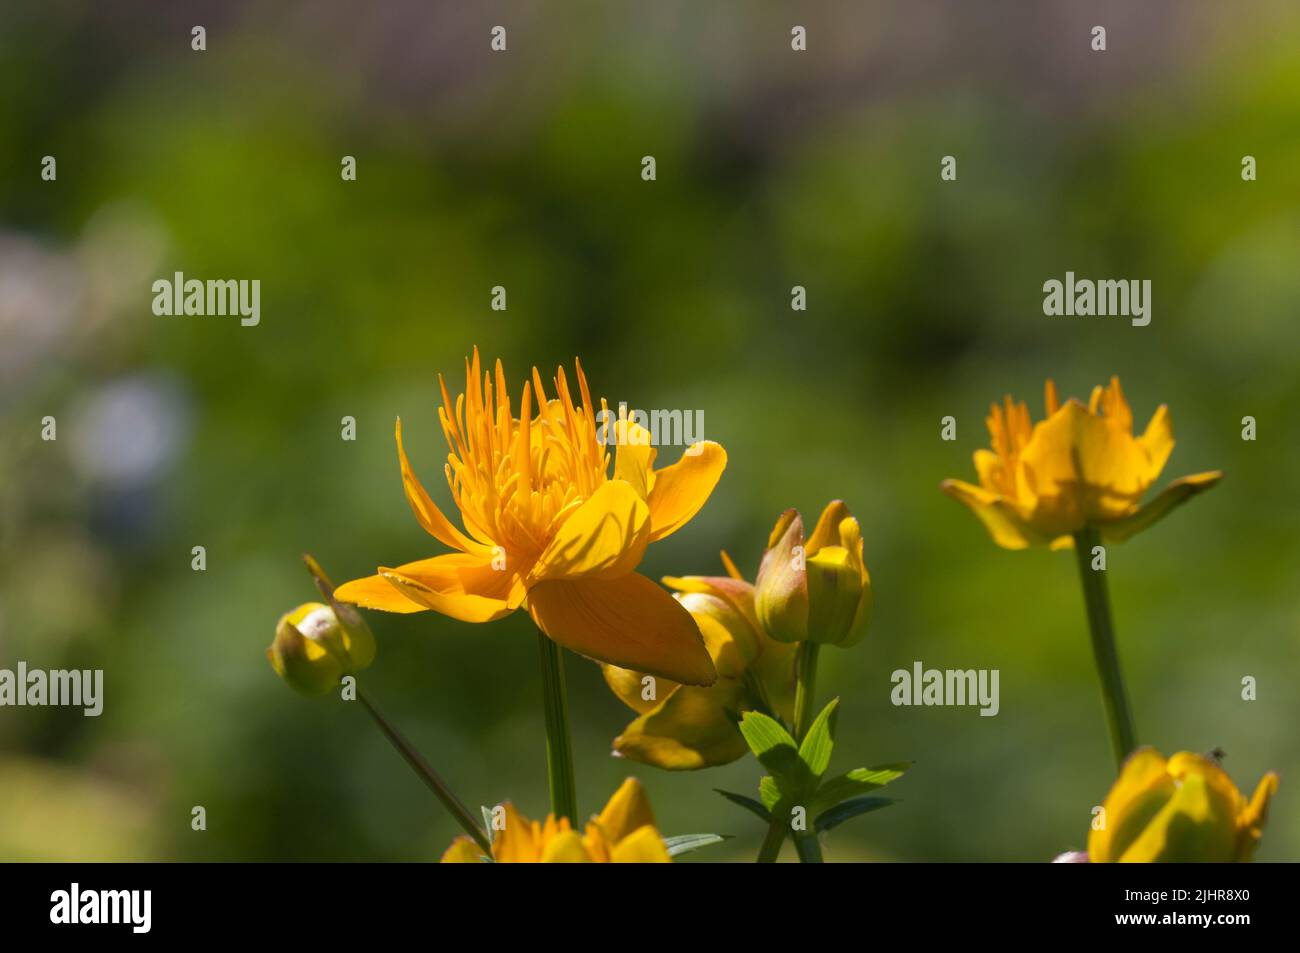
[2,0,1297,862]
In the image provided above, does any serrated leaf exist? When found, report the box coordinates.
[759,775,782,811]
[809,762,909,817]
[815,796,896,833]
[664,833,731,857]
[715,788,772,823]
[739,710,813,797]
[797,697,839,781]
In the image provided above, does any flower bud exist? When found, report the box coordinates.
[754,510,809,643]
[1088,747,1277,863]
[754,501,872,646]
[676,591,759,680]
[267,601,374,696]
[602,570,797,770]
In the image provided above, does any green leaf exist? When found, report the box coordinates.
[715,788,772,823]
[738,712,806,790]
[663,833,731,857]
[759,775,782,812]
[739,710,812,796]
[797,697,840,781]
[815,796,896,833]
[809,762,909,817]
[738,710,799,771]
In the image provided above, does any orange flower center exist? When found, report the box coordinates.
[437,351,610,558]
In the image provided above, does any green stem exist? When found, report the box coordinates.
[792,641,822,742]
[536,631,578,823]
[756,816,786,863]
[794,833,824,863]
[357,689,492,855]
[756,640,826,863]
[1072,526,1138,770]
[793,640,824,862]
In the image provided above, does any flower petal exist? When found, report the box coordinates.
[680,592,759,678]
[1237,772,1279,861]
[1088,746,1174,863]
[1019,399,1160,527]
[835,515,874,647]
[806,500,851,555]
[645,441,727,542]
[595,778,658,844]
[805,545,864,645]
[613,419,657,500]
[662,575,767,666]
[528,572,717,686]
[602,663,676,714]
[609,825,672,863]
[940,479,1051,550]
[612,679,749,770]
[663,573,754,609]
[333,572,429,614]
[395,417,491,556]
[372,553,522,623]
[439,836,488,863]
[539,830,592,862]
[1137,404,1175,484]
[493,803,540,863]
[530,480,651,581]
[754,508,810,641]
[1119,769,1238,862]
[1100,471,1223,543]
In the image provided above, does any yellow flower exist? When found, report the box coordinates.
[753,501,873,645]
[441,777,671,863]
[603,553,797,769]
[334,349,726,686]
[267,601,375,696]
[1088,747,1278,862]
[941,377,1222,549]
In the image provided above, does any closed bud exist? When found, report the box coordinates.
[754,510,809,642]
[1088,748,1277,862]
[676,591,759,680]
[754,501,872,646]
[267,602,374,696]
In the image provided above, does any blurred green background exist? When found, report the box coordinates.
[1,1,1297,862]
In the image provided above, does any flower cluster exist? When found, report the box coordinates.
[268,356,1277,864]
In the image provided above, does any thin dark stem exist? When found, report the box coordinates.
[358,689,492,855]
